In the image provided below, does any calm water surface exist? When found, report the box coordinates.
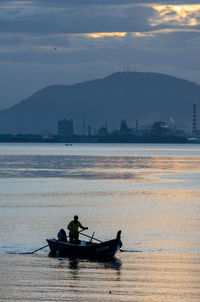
[0,143,200,301]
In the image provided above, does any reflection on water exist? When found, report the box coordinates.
[1,252,200,302]
[0,154,200,180]
[0,144,200,301]
[64,256,122,272]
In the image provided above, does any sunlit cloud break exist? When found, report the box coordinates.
[150,4,200,27]
[85,32,127,38]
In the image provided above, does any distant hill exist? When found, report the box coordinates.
[0,72,199,134]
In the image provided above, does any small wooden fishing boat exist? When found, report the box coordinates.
[47,230,122,258]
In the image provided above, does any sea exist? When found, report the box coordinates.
[0,143,200,302]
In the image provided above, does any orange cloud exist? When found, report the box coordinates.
[150,4,200,27]
[84,32,127,38]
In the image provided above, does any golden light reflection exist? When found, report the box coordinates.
[85,32,127,38]
[150,4,200,26]
[126,252,200,301]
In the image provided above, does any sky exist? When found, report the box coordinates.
[0,0,200,109]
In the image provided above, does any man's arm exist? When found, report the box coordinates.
[78,222,88,230]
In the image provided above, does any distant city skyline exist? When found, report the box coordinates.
[0,1,200,109]
[0,116,197,144]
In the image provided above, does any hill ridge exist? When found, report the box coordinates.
[0,71,199,134]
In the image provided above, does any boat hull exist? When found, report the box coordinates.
[47,232,122,258]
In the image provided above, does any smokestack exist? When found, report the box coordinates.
[82,117,86,136]
[88,125,91,136]
[136,119,139,130]
[192,104,197,135]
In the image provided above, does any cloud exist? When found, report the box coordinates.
[149,4,200,28]
[0,2,182,35]
[0,1,199,36]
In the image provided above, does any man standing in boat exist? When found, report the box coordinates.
[67,215,88,244]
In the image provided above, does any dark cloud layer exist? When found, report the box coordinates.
[0,3,154,35]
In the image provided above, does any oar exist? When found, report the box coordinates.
[80,232,125,252]
[21,244,49,255]
[90,232,95,243]
[80,232,102,243]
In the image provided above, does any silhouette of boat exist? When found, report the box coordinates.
[47,231,122,258]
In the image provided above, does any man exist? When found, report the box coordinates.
[67,215,88,244]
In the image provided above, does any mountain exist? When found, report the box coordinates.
[0,72,199,134]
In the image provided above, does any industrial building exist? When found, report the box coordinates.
[58,119,74,138]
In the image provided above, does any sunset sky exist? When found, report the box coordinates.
[0,0,200,108]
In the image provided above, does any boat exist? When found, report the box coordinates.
[187,137,200,144]
[47,230,122,258]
